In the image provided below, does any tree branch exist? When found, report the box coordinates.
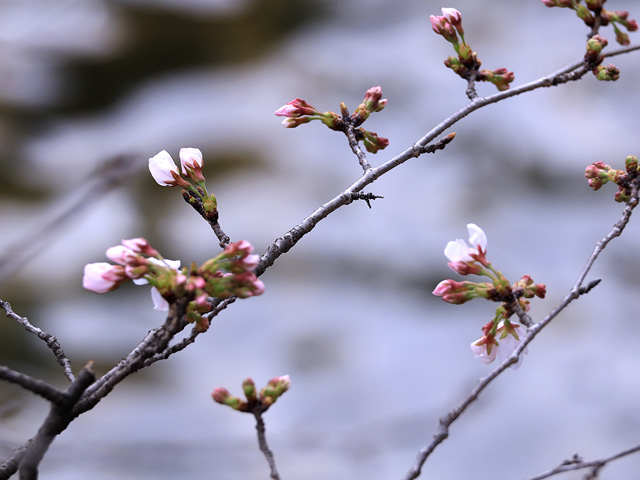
[403,184,639,480]
[253,409,281,480]
[255,51,609,278]
[0,299,74,382]
[0,367,64,404]
[526,444,640,480]
[17,363,95,480]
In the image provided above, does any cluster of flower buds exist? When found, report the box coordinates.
[275,86,389,154]
[83,239,264,330]
[212,375,290,412]
[149,148,219,222]
[432,224,546,366]
[583,34,621,80]
[541,0,637,45]
[585,156,639,202]
[431,8,515,92]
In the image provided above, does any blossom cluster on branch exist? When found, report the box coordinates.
[82,148,265,331]
[433,224,546,366]
[430,8,515,92]
[275,86,390,154]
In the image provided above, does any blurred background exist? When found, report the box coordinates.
[1,0,639,478]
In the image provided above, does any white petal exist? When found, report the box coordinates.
[444,239,473,263]
[470,341,497,365]
[148,150,178,186]
[467,223,487,252]
[150,287,169,311]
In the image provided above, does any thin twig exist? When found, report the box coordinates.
[345,124,372,171]
[402,185,639,480]
[212,222,231,249]
[0,299,74,382]
[253,410,281,480]
[526,444,640,480]
[142,297,236,366]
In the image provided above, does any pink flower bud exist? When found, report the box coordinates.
[433,279,466,296]
[441,8,463,35]
[121,238,159,256]
[274,98,319,118]
[281,116,313,128]
[430,14,459,44]
[82,263,126,293]
[441,8,460,23]
[179,147,204,174]
[224,240,254,257]
[363,86,387,112]
[362,130,389,153]
[106,245,138,266]
[211,387,231,404]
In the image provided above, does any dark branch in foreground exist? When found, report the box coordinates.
[402,184,639,480]
[0,367,63,404]
[17,363,95,480]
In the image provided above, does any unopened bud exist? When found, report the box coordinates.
[585,0,604,10]
[625,156,639,175]
[586,34,607,61]
[480,68,515,91]
[362,130,389,154]
[259,375,291,406]
[575,4,594,24]
[212,387,246,411]
[243,378,257,402]
[593,63,620,81]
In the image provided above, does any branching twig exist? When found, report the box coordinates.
[142,297,236,366]
[0,299,74,382]
[403,184,639,480]
[526,444,640,480]
[18,363,95,480]
[255,52,604,278]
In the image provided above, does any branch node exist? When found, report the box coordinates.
[415,132,457,156]
[351,192,384,208]
[579,278,602,295]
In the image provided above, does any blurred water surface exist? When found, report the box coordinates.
[1,0,640,479]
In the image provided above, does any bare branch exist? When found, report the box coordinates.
[17,363,95,480]
[0,367,64,404]
[0,440,31,480]
[253,410,281,480]
[403,185,639,480]
[0,299,74,382]
[526,444,640,480]
[72,301,189,416]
